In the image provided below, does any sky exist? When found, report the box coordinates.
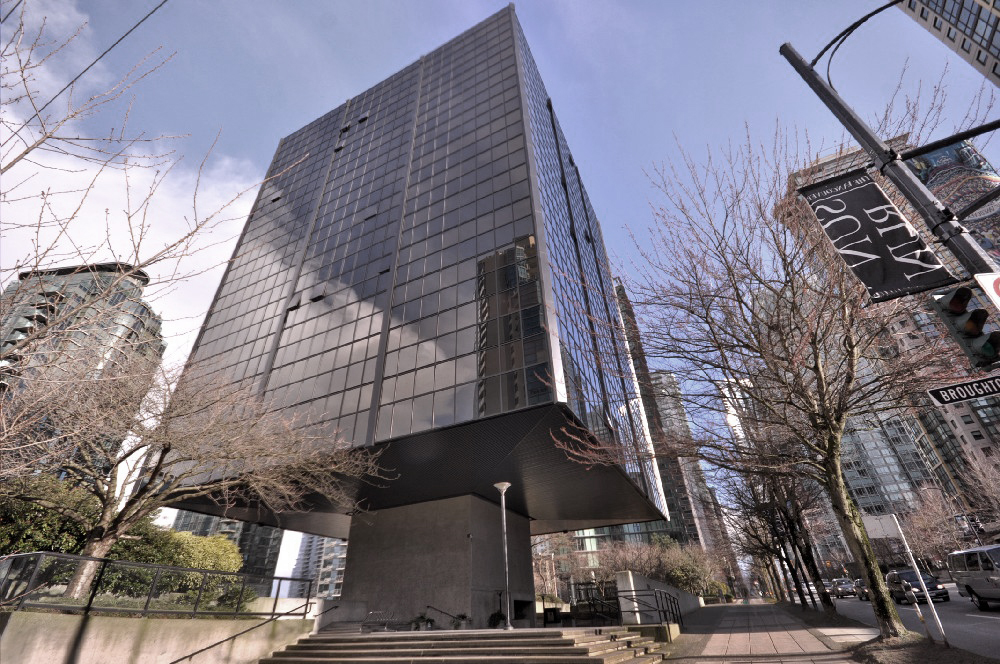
[3,0,998,576]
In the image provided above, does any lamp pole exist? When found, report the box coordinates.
[494,481,513,630]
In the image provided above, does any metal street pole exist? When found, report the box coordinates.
[494,481,513,630]
[780,42,1000,278]
[891,513,949,648]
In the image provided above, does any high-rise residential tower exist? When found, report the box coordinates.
[572,284,720,559]
[289,534,348,600]
[180,7,665,624]
[898,0,1000,85]
[171,510,283,582]
[0,263,164,383]
[0,263,164,477]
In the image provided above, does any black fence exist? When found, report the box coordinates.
[568,580,683,628]
[572,580,618,602]
[618,587,684,629]
[0,551,313,619]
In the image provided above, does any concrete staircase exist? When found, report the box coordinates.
[259,626,671,663]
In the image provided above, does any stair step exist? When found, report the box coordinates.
[260,626,672,664]
[291,638,652,650]
[283,647,614,656]
[259,653,635,664]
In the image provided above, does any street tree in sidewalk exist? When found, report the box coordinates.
[961,446,1000,537]
[552,116,973,636]
[3,357,384,598]
[722,476,789,602]
[902,487,967,570]
[720,468,837,612]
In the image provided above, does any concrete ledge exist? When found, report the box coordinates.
[0,610,313,664]
[627,623,681,643]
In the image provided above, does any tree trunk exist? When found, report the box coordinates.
[776,554,795,602]
[778,544,810,607]
[765,563,785,602]
[797,531,835,611]
[826,469,904,638]
[64,536,116,600]
[783,505,836,613]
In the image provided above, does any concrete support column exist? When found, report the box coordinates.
[339,494,534,629]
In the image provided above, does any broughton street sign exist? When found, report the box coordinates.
[928,375,1000,405]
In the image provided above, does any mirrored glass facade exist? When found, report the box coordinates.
[187,6,665,521]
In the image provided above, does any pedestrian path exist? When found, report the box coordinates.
[666,603,878,663]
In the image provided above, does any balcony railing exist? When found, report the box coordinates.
[0,551,313,619]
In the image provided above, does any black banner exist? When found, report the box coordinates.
[800,169,957,302]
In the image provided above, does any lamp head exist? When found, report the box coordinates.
[494,481,512,493]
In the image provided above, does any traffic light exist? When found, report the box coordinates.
[930,286,1000,368]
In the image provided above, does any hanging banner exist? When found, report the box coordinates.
[799,169,957,302]
[907,140,1000,261]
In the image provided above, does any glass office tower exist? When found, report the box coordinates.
[182,6,665,624]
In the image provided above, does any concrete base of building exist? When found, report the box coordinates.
[338,494,534,630]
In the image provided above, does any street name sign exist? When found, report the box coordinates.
[974,272,1000,312]
[928,375,1000,405]
[861,515,900,540]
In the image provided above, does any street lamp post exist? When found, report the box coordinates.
[494,481,513,630]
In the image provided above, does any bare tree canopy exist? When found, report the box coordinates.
[1,1,270,369]
[1,2,385,598]
[4,358,383,596]
[549,109,979,636]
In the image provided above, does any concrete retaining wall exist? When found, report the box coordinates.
[615,570,705,625]
[0,610,312,664]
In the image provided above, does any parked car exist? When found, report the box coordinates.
[948,544,1000,611]
[853,578,869,601]
[885,569,950,604]
[831,578,854,598]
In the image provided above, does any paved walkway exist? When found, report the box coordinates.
[667,603,879,663]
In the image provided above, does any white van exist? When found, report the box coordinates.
[947,545,1000,610]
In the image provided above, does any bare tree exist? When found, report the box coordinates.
[719,465,840,612]
[3,358,383,597]
[593,537,723,597]
[548,116,975,635]
[902,487,966,570]
[962,447,1000,536]
[0,2,288,474]
[531,532,585,603]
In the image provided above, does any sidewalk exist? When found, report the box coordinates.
[665,603,879,663]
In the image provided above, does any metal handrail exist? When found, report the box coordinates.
[167,600,339,664]
[616,588,684,628]
[650,587,682,628]
[0,551,314,620]
[425,604,458,621]
[587,596,621,626]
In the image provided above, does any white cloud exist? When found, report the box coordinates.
[2,135,261,365]
[1,0,261,367]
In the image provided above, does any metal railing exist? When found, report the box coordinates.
[167,600,335,663]
[587,595,620,625]
[568,580,683,628]
[0,551,313,619]
[618,587,684,629]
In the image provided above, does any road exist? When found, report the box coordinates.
[827,583,1000,660]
